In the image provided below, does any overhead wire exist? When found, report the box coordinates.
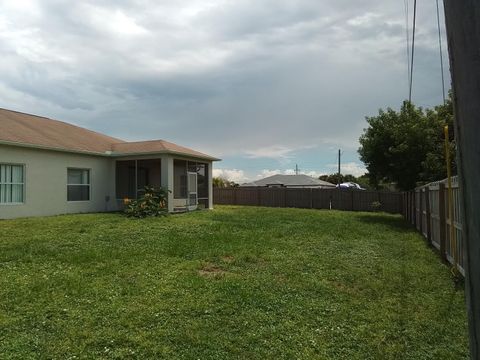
[408,0,418,104]
[436,0,447,104]
[404,0,411,97]
[408,0,417,103]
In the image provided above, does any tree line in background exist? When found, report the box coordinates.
[358,94,456,191]
[318,174,371,189]
[213,177,239,188]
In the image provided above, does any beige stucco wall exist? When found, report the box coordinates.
[0,144,117,219]
[0,145,215,219]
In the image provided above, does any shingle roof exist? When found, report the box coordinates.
[0,108,219,160]
[111,140,218,160]
[0,108,124,154]
[242,174,335,187]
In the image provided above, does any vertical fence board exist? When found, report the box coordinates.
[439,183,447,262]
[425,187,432,244]
[402,177,463,275]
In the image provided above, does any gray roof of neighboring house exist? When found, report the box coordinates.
[241,174,336,187]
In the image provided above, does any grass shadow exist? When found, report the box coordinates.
[355,213,414,233]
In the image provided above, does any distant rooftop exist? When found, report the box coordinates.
[0,108,219,160]
[241,174,335,188]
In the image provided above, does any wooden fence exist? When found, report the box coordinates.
[403,176,464,275]
[214,187,403,214]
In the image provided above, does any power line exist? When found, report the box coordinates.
[436,0,447,104]
[404,0,411,95]
[408,0,417,103]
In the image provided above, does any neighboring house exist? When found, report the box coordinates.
[241,174,336,188]
[0,108,220,219]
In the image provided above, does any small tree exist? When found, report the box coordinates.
[213,177,238,188]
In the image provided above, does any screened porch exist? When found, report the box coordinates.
[115,157,211,212]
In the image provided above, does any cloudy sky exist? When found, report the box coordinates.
[0,0,449,183]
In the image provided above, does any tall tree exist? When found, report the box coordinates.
[358,97,455,190]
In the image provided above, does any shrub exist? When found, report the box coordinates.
[124,186,169,218]
[371,201,382,212]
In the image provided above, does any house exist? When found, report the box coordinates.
[241,174,336,188]
[0,108,220,219]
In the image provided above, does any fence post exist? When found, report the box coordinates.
[408,191,412,224]
[283,188,287,207]
[407,192,411,222]
[257,188,261,206]
[412,191,415,224]
[405,193,408,220]
[439,183,447,262]
[337,188,340,210]
[310,188,313,209]
[425,186,432,244]
[400,192,404,215]
[413,190,417,228]
[419,188,424,234]
[396,194,403,215]
[405,192,408,218]
[233,188,237,205]
[406,192,409,220]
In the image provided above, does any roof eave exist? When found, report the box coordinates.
[111,149,221,161]
[0,140,110,157]
[0,140,221,161]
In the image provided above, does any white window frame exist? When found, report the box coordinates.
[67,168,91,202]
[0,163,25,205]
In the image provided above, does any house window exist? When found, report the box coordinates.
[67,168,90,201]
[0,164,24,204]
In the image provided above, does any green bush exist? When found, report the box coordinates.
[371,201,382,212]
[124,186,169,218]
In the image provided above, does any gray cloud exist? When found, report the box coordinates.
[0,0,450,161]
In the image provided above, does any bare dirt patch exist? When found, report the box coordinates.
[198,263,228,278]
[220,255,235,263]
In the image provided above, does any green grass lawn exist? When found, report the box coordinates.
[0,206,468,359]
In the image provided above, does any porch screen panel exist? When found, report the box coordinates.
[0,164,24,204]
[116,161,136,199]
[188,172,197,206]
[137,159,161,196]
[197,163,208,199]
[174,160,187,199]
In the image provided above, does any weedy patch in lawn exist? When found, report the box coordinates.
[220,255,235,263]
[198,262,229,278]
